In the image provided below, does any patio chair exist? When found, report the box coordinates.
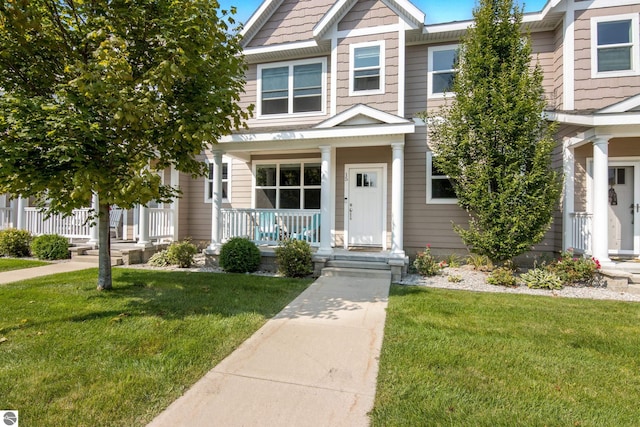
[290,213,320,243]
[254,211,279,242]
[110,208,123,240]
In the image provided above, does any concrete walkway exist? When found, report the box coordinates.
[148,273,391,427]
[0,261,95,285]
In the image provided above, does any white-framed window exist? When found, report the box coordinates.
[428,44,458,98]
[205,157,231,203]
[257,58,326,117]
[591,14,639,78]
[253,160,321,209]
[426,152,457,204]
[349,41,385,95]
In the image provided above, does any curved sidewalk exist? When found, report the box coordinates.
[148,273,391,427]
[0,261,95,285]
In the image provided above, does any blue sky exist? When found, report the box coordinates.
[218,0,550,27]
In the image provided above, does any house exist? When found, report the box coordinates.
[3,0,640,275]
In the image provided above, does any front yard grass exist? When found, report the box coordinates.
[372,286,640,426]
[0,268,312,426]
[0,258,50,272]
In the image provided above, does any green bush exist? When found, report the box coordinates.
[414,245,443,276]
[0,228,32,257]
[166,241,198,268]
[30,234,69,260]
[466,253,493,271]
[520,267,563,290]
[148,250,172,267]
[275,239,313,278]
[219,237,261,273]
[487,267,517,287]
[546,249,601,286]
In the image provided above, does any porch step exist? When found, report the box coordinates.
[325,260,390,271]
[627,284,640,295]
[629,274,640,285]
[72,254,124,266]
[334,253,390,263]
[612,262,640,274]
[321,267,391,280]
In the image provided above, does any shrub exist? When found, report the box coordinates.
[30,234,69,260]
[148,250,172,267]
[520,268,563,290]
[219,237,261,273]
[444,253,462,268]
[546,249,601,286]
[166,240,198,268]
[414,245,443,276]
[275,239,313,278]
[487,267,517,287]
[447,274,462,283]
[466,253,493,271]
[0,228,32,257]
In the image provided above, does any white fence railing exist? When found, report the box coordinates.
[24,207,92,238]
[0,207,11,229]
[221,209,321,246]
[149,208,174,240]
[570,212,592,254]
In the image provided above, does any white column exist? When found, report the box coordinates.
[88,194,99,246]
[207,151,223,253]
[16,195,26,230]
[170,166,180,241]
[592,136,611,264]
[317,145,333,256]
[562,143,575,251]
[137,203,152,247]
[391,143,405,257]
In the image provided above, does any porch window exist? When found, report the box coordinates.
[254,161,321,209]
[426,152,457,204]
[350,41,385,95]
[205,158,230,203]
[258,58,325,116]
[428,44,458,98]
[591,14,639,77]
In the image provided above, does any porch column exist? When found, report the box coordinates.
[137,203,152,247]
[318,145,333,256]
[562,143,575,251]
[592,136,611,264]
[16,195,26,230]
[207,150,223,253]
[391,143,405,257]
[88,193,99,246]
[170,166,180,241]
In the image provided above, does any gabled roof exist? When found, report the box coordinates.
[599,93,640,114]
[240,0,283,48]
[315,104,411,128]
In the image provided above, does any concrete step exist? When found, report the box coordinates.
[321,267,391,280]
[627,284,640,295]
[73,254,124,266]
[325,260,390,270]
[85,249,123,257]
[629,274,640,284]
[334,253,390,263]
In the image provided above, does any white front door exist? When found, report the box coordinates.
[346,166,385,247]
[608,166,635,254]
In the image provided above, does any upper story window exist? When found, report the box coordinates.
[258,58,326,117]
[591,14,639,78]
[205,157,230,203]
[426,152,457,204]
[350,41,385,95]
[428,44,458,98]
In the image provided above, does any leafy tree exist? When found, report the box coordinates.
[0,0,250,289]
[427,0,561,263]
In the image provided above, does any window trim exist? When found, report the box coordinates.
[256,58,327,118]
[252,159,322,209]
[204,156,231,204]
[426,152,457,205]
[428,44,458,99]
[591,13,640,78]
[349,41,385,96]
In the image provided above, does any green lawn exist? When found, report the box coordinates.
[0,268,312,426]
[0,258,50,272]
[372,286,640,426]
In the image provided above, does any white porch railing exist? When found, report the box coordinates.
[0,207,11,229]
[148,207,174,240]
[24,207,92,238]
[221,209,321,246]
[570,212,592,254]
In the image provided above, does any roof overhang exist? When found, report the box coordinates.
[545,110,640,127]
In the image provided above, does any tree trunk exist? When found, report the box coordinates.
[96,202,113,290]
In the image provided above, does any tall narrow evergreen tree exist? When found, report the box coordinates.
[428,0,561,263]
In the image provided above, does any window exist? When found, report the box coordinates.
[350,41,385,95]
[254,161,321,209]
[426,152,456,204]
[258,59,325,116]
[428,44,458,98]
[205,157,230,203]
[591,14,639,77]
